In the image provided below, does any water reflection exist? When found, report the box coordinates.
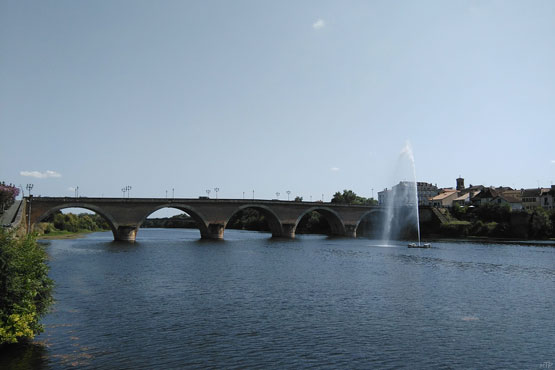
[0,342,49,370]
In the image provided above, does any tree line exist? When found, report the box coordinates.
[37,212,111,235]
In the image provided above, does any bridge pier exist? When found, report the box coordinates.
[278,223,296,239]
[202,223,225,240]
[344,224,357,238]
[114,226,138,242]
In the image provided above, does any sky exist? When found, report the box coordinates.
[2,0,555,205]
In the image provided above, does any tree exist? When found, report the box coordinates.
[331,190,377,205]
[0,183,20,212]
[0,230,53,344]
[529,208,552,239]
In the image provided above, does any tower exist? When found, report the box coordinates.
[456,177,465,191]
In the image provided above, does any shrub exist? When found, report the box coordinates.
[440,221,471,237]
[0,230,53,344]
[0,183,20,212]
[529,208,552,239]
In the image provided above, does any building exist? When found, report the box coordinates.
[521,188,544,210]
[429,189,459,208]
[452,190,481,207]
[469,187,523,210]
[455,177,484,196]
[472,187,500,205]
[378,181,439,206]
[496,193,524,211]
[456,177,465,191]
[539,186,555,210]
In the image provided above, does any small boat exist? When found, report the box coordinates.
[408,242,431,248]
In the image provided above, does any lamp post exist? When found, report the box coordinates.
[75,186,79,198]
[126,186,132,198]
[242,191,245,200]
[172,188,175,199]
[206,189,211,198]
[122,188,126,198]
[276,192,280,199]
[166,190,168,198]
[252,190,255,200]
[286,190,291,201]
[214,188,219,200]
[26,184,33,233]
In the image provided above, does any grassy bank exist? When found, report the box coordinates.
[37,229,97,240]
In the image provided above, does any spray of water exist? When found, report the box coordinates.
[381,141,421,245]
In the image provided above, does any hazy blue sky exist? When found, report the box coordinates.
[2,0,555,202]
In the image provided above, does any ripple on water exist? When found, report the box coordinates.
[17,230,555,369]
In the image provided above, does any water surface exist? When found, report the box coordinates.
[2,229,554,369]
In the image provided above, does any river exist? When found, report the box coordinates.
[1,228,554,369]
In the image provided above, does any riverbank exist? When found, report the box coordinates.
[423,234,555,246]
[37,230,95,240]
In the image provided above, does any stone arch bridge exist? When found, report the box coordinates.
[24,197,405,242]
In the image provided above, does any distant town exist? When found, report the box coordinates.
[378,177,555,211]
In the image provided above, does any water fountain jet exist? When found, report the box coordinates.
[381,142,429,247]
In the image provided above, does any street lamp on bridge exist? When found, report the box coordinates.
[286,190,291,201]
[26,184,33,233]
[276,192,280,200]
[214,188,219,200]
[206,189,211,198]
[122,186,132,198]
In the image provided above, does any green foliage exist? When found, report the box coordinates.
[331,190,377,205]
[451,205,469,220]
[440,221,471,237]
[142,213,197,228]
[529,208,552,239]
[49,212,110,233]
[474,203,511,223]
[439,204,555,239]
[0,230,53,344]
[227,209,270,231]
[296,211,330,234]
[294,196,303,202]
[452,204,510,223]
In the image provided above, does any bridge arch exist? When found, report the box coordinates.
[355,209,387,238]
[294,207,346,236]
[34,203,118,238]
[225,204,283,237]
[138,204,211,238]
